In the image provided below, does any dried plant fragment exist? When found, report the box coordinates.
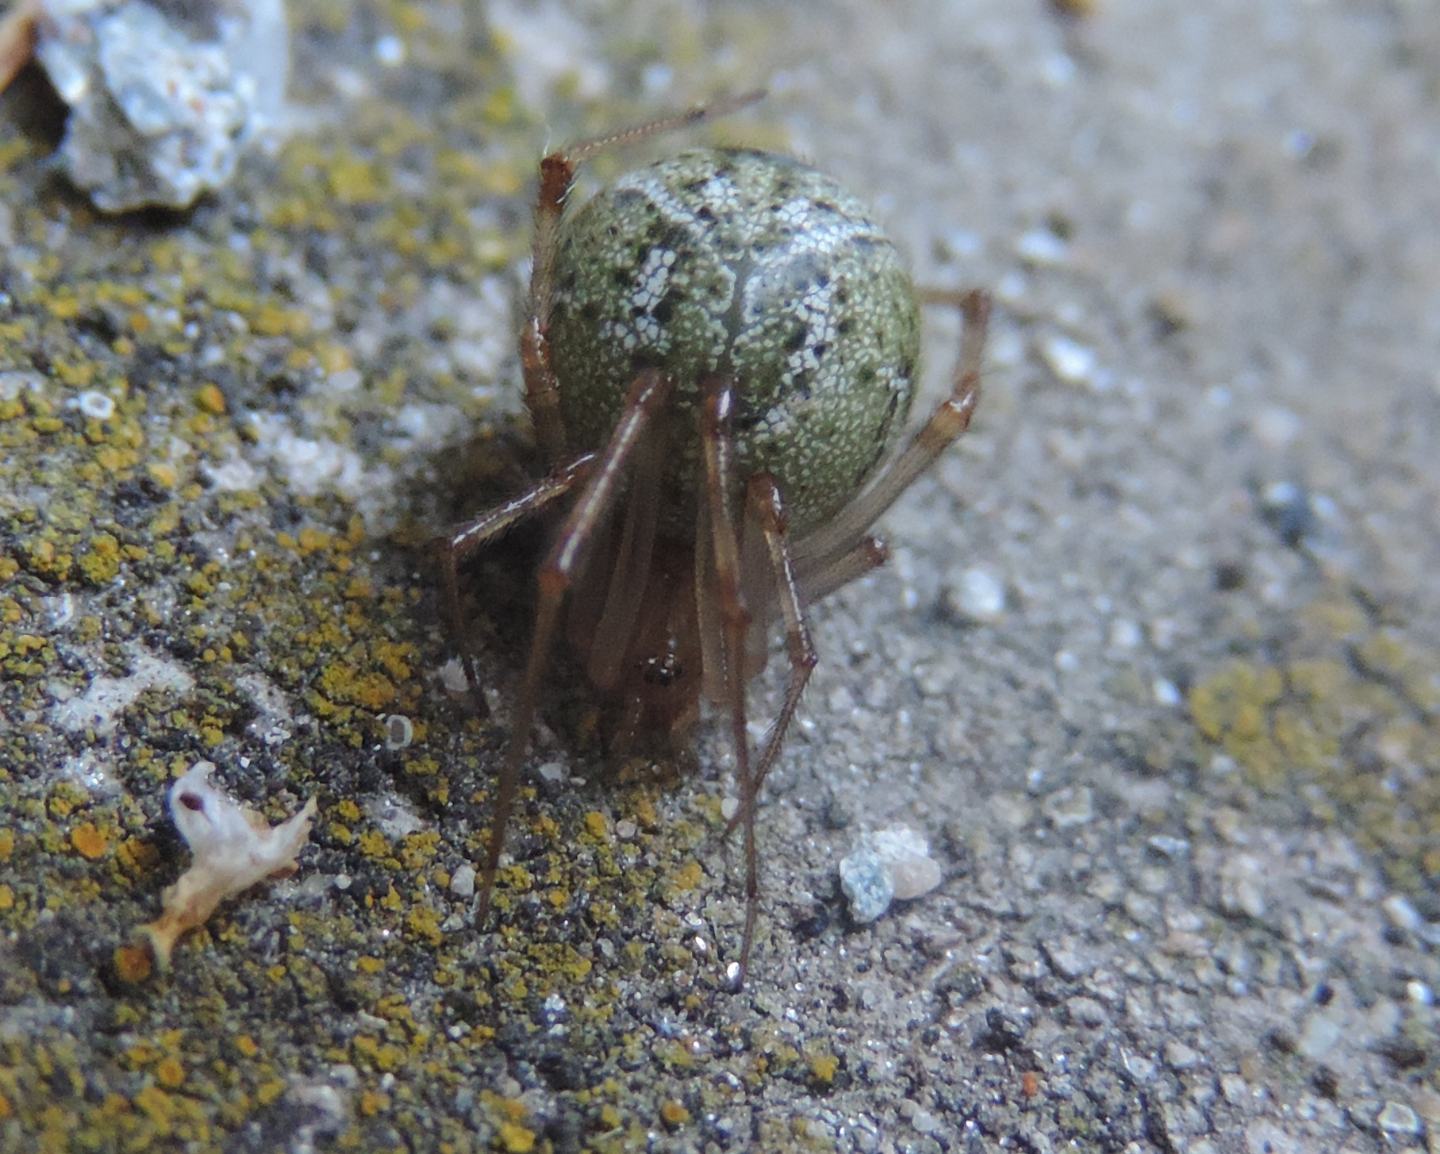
[139,760,316,969]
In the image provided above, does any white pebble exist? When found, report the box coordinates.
[869,827,943,901]
[449,863,476,898]
[948,566,1006,623]
[1108,618,1142,650]
[382,714,413,750]
[1015,228,1069,266]
[373,35,405,67]
[1040,334,1098,387]
[1381,893,1422,932]
[75,390,115,420]
[1152,678,1182,707]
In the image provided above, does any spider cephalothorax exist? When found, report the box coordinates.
[439,94,989,986]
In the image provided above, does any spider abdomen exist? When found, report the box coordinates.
[549,148,921,537]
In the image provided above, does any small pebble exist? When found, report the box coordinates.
[1164,1040,1201,1071]
[947,566,1006,623]
[1039,334,1098,387]
[373,34,405,66]
[839,844,893,924]
[75,391,115,420]
[449,864,476,898]
[869,827,943,900]
[382,714,412,750]
[537,761,566,783]
[839,826,943,924]
[1296,1013,1342,1061]
[1381,893,1422,932]
[1152,678,1182,707]
[1376,1101,1420,1136]
[1042,784,1094,828]
[1015,227,1069,266]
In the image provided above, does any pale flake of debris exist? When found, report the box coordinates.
[139,760,316,967]
[31,0,291,212]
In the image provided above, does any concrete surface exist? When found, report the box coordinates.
[0,1,1436,1151]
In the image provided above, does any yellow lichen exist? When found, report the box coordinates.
[71,822,110,860]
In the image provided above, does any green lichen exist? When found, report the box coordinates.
[1188,589,1440,892]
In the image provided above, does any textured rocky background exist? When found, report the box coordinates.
[1,1,1437,1151]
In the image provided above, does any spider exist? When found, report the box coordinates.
[438,93,990,986]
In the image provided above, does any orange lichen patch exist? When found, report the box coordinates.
[111,943,153,984]
[659,1099,691,1127]
[71,822,110,860]
[0,828,14,862]
[138,761,317,969]
[0,885,14,911]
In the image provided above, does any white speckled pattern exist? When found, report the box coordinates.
[549,148,920,536]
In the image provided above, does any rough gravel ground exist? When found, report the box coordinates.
[1,2,1436,1152]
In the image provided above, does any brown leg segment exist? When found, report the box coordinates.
[474,371,674,931]
[731,473,818,825]
[793,288,991,568]
[795,534,889,606]
[436,453,597,719]
[0,0,37,96]
[523,90,766,467]
[699,374,762,987]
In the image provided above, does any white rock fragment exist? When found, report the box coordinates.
[839,826,943,924]
[32,0,291,212]
[449,863,476,899]
[139,761,316,968]
[1039,334,1098,387]
[870,827,943,900]
[1014,228,1069,266]
[946,566,1006,623]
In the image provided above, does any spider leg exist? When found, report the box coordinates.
[435,453,596,719]
[0,0,37,96]
[795,535,889,606]
[524,90,765,467]
[474,370,673,931]
[699,374,762,988]
[723,473,818,834]
[793,288,991,567]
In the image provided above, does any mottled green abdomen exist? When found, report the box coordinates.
[549,149,920,537]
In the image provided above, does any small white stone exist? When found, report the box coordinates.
[373,34,405,67]
[381,714,412,750]
[75,390,115,420]
[1381,893,1422,932]
[1152,678,1182,707]
[449,864,476,898]
[948,566,1006,623]
[1039,334,1097,386]
[1015,228,1069,266]
[869,827,943,901]
[1377,1101,1420,1135]
[1108,618,1142,650]
[720,796,741,823]
[537,761,566,783]
[1042,785,1094,828]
